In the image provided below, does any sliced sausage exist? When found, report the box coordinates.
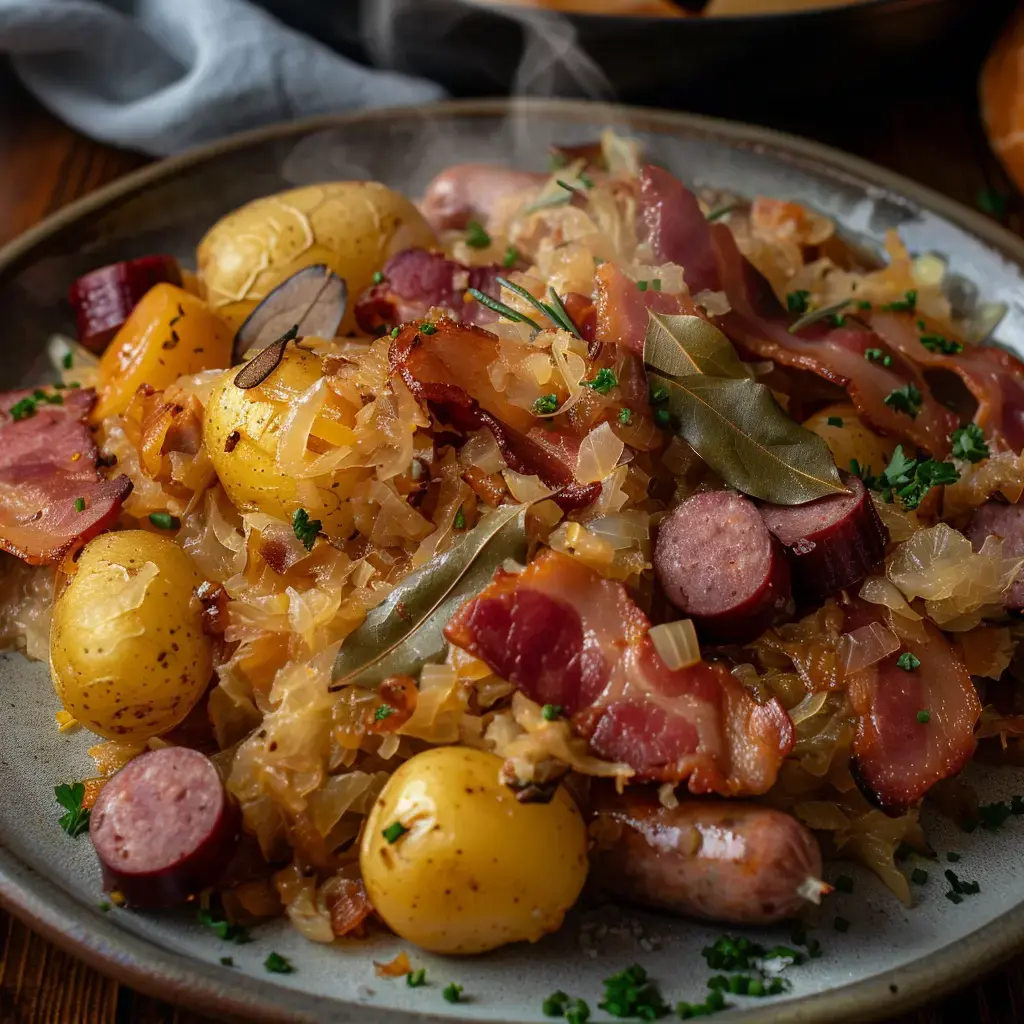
[90,747,240,908]
[965,501,1024,608]
[589,790,824,926]
[419,163,546,232]
[68,255,182,353]
[759,472,888,603]
[653,491,791,644]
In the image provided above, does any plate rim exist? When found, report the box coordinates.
[2,96,1023,1023]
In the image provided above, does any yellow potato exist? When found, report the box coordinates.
[203,347,368,539]
[49,531,212,741]
[92,284,233,422]
[803,402,897,476]
[360,747,588,955]
[197,182,437,335]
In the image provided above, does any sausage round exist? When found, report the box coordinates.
[965,501,1024,608]
[419,163,546,232]
[653,491,791,644]
[589,791,824,925]
[89,747,240,908]
[758,471,888,602]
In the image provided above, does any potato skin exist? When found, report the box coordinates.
[360,747,588,955]
[203,348,367,537]
[196,182,437,335]
[50,531,212,741]
[803,402,896,476]
[93,284,233,422]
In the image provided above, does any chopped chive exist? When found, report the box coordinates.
[503,246,520,268]
[419,322,437,335]
[74,497,86,513]
[465,220,491,249]
[583,368,617,394]
[916,709,931,724]
[827,416,843,427]
[148,511,180,531]
[911,867,929,884]
[541,704,563,721]
[264,952,294,974]
[442,982,463,1004]
[638,280,648,292]
[62,352,74,369]
[390,326,400,338]
[407,968,427,987]
[655,407,671,426]
[453,506,466,530]
[220,956,235,967]
[897,652,921,672]
[533,394,559,415]
[786,290,811,315]
[374,705,394,721]
[618,407,632,425]
[372,270,385,284]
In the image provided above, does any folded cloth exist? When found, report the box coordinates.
[0,0,446,156]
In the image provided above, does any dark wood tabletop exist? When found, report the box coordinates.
[2,62,1024,1024]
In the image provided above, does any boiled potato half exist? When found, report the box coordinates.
[197,182,437,335]
[203,347,368,538]
[360,747,588,955]
[50,531,212,741]
[803,402,897,476]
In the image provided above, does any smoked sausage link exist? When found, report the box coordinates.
[589,793,823,925]
[653,491,791,644]
[90,747,240,908]
[759,472,888,602]
[965,501,1024,608]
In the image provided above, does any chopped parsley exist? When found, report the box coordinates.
[453,505,466,530]
[897,652,921,672]
[372,270,385,284]
[834,875,854,893]
[148,511,180,531]
[292,508,321,551]
[98,901,111,912]
[786,290,811,315]
[618,407,633,426]
[465,220,491,249]
[883,382,922,419]
[916,709,931,724]
[827,416,844,427]
[264,952,294,974]
[419,322,437,335]
[375,704,395,721]
[919,331,963,355]
[390,326,400,338]
[950,423,990,463]
[543,991,590,1021]
[833,917,851,933]
[911,868,929,884]
[945,868,980,896]
[220,956,235,967]
[975,796,1024,831]
[533,393,559,415]
[197,907,252,943]
[854,444,960,510]
[382,821,409,844]
[826,313,847,327]
[541,704,563,721]
[54,782,90,838]
[62,352,74,369]
[881,289,917,314]
[442,982,464,1004]
[636,280,662,292]
[864,348,892,367]
[583,368,618,394]
[702,936,762,972]
[857,300,873,311]
[504,246,520,268]
[74,497,86,513]
[407,968,427,987]
[598,964,669,1020]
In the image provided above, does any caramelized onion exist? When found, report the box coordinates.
[649,619,701,671]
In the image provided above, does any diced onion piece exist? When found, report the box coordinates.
[503,470,553,503]
[693,289,731,316]
[649,619,701,671]
[658,783,679,810]
[911,253,947,288]
[549,521,615,572]
[836,622,901,677]
[601,127,641,177]
[276,377,354,479]
[576,422,624,484]
[964,301,1009,343]
[458,430,506,475]
[789,690,830,726]
[859,576,921,620]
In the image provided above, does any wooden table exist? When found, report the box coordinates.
[2,66,1024,1024]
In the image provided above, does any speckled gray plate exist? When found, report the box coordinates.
[2,99,1024,1024]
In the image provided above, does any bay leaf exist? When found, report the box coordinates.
[330,503,529,691]
[644,311,748,381]
[233,263,347,362]
[650,371,846,504]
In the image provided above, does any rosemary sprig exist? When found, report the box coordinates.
[788,298,854,334]
[493,276,581,339]
[467,288,542,332]
[547,287,582,338]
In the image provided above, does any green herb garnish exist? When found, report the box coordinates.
[864,348,892,367]
[453,506,466,530]
[220,956,235,967]
[882,289,917,314]
[919,332,963,355]
[9,397,37,421]
[706,204,737,222]
[897,652,922,672]
[599,964,669,1020]
[419,322,437,335]
[465,220,491,249]
[911,868,929,884]
[883,383,922,419]
[375,704,395,721]
[148,511,180,531]
[62,352,74,369]
[264,952,294,974]
[197,907,251,943]
[618,407,633,425]
[584,368,618,394]
[407,968,427,987]
[54,782,90,838]
[541,704,563,721]
[74,497,86,513]
[951,423,990,463]
[468,287,543,332]
[544,992,570,1016]
[916,709,931,724]
[855,445,959,510]
[533,394,559,415]
[827,416,843,427]
[978,186,1008,219]
[442,982,464,1004]
[292,508,321,551]
[786,291,811,315]
[383,821,409,844]
[372,270,385,284]
[504,246,520,268]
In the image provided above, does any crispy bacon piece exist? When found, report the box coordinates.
[354,249,502,334]
[634,165,959,457]
[871,311,1024,452]
[390,321,600,511]
[0,387,132,564]
[445,549,794,795]
[844,600,981,815]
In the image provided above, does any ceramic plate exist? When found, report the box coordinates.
[2,99,1024,1024]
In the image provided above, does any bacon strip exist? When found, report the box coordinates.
[445,548,794,795]
[0,388,132,564]
[635,165,959,457]
[389,321,600,511]
[354,248,501,334]
[843,600,981,815]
